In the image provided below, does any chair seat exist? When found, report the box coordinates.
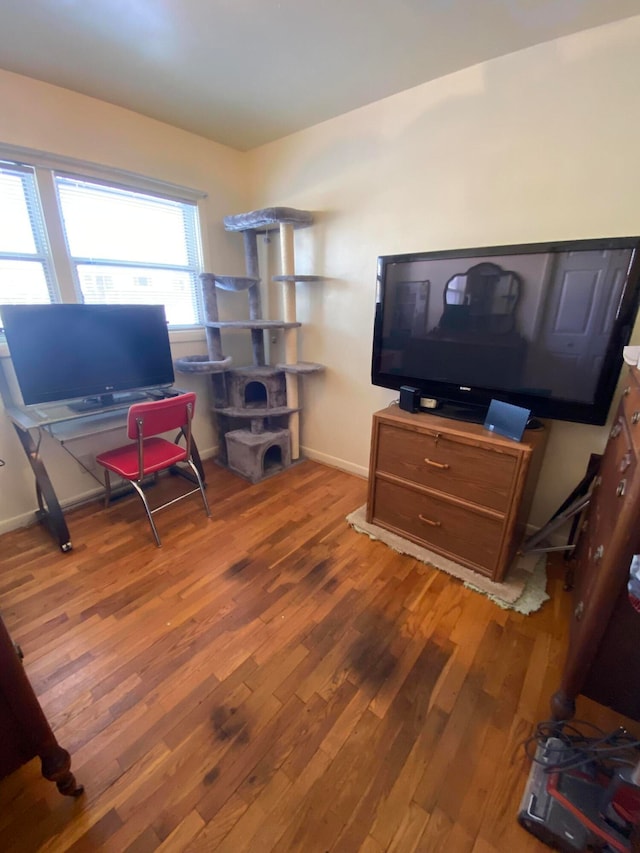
[96,437,188,479]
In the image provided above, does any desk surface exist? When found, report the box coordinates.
[5,388,180,434]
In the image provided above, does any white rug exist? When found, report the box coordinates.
[346,505,549,615]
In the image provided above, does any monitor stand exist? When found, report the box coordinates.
[67,391,147,413]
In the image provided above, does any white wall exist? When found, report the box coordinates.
[0,70,251,532]
[246,15,640,527]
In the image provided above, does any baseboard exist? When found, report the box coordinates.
[301,446,368,479]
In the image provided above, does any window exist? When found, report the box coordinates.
[0,155,205,328]
[0,163,57,307]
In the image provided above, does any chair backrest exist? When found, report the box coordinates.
[126,393,196,446]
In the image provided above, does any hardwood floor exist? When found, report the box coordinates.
[0,459,636,852]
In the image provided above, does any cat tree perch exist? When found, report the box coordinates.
[174,206,324,483]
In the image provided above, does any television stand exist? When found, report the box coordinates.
[425,402,488,425]
[421,402,543,431]
[67,391,148,413]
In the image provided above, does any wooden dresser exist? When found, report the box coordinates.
[0,614,83,796]
[366,405,548,581]
[552,368,640,723]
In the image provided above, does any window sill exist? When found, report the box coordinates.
[169,327,206,344]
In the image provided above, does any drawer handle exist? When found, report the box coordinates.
[617,479,627,497]
[418,514,441,527]
[633,411,640,425]
[423,458,449,470]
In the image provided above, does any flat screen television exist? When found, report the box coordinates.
[371,236,640,426]
[1,303,175,409]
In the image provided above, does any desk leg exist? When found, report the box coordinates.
[12,424,72,553]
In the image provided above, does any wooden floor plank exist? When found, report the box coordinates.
[386,801,431,852]
[0,459,637,852]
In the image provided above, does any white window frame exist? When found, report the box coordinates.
[0,143,208,331]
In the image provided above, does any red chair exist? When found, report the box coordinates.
[95,392,210,546]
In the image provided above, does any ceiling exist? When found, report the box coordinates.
[1,1,638,151]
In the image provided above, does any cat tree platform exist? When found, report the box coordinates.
[223,207,313,232]
[173,354,232,373]
[275,362,325,374]
[272,275,323,283]
[216,405,301,419]
[205,320,301,330]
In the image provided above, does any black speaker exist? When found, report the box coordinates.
[399,385,420,413]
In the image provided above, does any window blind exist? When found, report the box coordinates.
[55,176,202,326]
[0,163,57,309]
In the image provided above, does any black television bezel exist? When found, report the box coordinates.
[1,302,175,407]
[371,236,640,426]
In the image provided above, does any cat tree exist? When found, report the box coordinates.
[175,207,323,483]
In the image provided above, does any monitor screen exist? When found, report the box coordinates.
[372,236,640,425]
[1,303,175,406]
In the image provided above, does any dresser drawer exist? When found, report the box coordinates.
[375,422,517,512]
[621,376,640,448]
[590,411,636,552]
[371,478,503,577]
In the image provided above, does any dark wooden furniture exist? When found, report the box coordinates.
[0,614,83,796]
[552,368,640,723]
[366,405,548,581]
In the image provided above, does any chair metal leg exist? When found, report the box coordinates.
[187,459,211,517]
[100,458,208,547]
[129,480,162,547]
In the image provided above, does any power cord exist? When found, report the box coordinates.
[523,719,640,775]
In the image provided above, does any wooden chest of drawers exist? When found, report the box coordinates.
[366,406,548,581]
[552,368,640,722]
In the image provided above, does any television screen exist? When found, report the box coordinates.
[1,303,175,407]
[372,237,640,425]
